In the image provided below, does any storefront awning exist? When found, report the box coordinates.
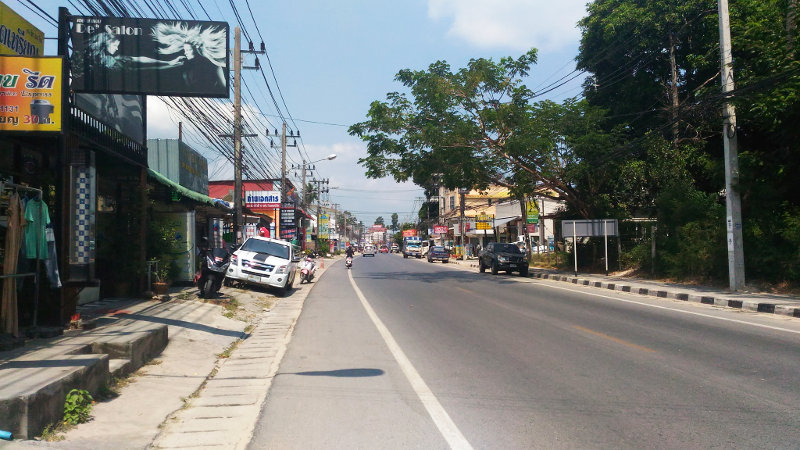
[147,168,225,209]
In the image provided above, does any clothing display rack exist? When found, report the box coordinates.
[0,181,44,329]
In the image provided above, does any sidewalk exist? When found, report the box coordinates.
[0,256,332,448]
[445,257,800,318]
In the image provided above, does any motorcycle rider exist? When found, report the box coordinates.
[345,245,355,258]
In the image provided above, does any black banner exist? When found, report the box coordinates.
[70,16,229,98]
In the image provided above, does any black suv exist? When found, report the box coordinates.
[478,242,529,276]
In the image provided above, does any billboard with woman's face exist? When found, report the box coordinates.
[69,16,229,98]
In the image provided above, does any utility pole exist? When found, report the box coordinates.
[224,28,263,244]
[718,0,746,290]
[269,124,298,239]
[459,188,468,260]
[233,27,242,243]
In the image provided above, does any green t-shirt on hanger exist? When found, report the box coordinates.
[24,199,50,260]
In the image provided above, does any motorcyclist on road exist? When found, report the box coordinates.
[345,245,355,258]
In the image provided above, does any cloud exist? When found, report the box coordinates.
[427,0,587,52]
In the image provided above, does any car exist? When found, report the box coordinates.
[363,244,376,256]
[390,243,399,253]
[427,246,449,263]
[379,245,389,253]
[226,236,298,295]
[478,242,529,276]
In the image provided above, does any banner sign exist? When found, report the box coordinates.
[245,190,280,208]
[0,56,62,132]
[402,229,417,237]
[526,200,539,224]
[319,213,329,239]
[433,225,448,234]
[0,1,45,56]
[69,16,229,97]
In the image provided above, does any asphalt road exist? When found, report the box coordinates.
[249,253,800,449]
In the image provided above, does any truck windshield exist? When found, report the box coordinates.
[241,239,289,259]
[495,243,522,253]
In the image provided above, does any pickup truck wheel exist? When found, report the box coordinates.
[519,267,528,277]
[491,261,499,275]
[478,261,485,273]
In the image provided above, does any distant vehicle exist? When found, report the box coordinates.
[403,236,423,258]
[379,245,389,253]
[427,246,449,263]
[227,236,298,295]
[420,240,431,256]
[478,242,529,276]
[390,243,399,253]
[363,244,376,256]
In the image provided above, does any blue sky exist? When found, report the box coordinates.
[15,0,590,227]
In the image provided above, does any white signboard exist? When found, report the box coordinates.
[245,190,280,208]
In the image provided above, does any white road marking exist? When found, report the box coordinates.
[347,270,473,450]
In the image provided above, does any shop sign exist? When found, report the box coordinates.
[476,213,493,230]
[526,200,539,224]
[433,225,448,234]
[70,16,229,97]
[245,190,280,208]
[0,1,45,56]
[402,229,417,237]
[319,213,329,239]
[280,203,296,228]
[0,56,62,132]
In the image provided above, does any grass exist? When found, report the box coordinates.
[217,339,241,359]
[39,423,68,441]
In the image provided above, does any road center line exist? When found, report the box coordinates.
[347,270,473,450]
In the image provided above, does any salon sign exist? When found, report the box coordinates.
[0,56,62,132]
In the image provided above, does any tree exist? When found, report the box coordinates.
[391,213,399,232]
[375,216,385,226]
[350,50,616,218]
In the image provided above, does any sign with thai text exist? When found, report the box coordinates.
[434,225,448,234]
[245,190,280,208]
[0,1,44,56]
[0,56,62,132]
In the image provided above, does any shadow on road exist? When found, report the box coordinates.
[281,368,385,378]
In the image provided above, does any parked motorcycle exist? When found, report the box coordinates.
[197,247,231,298]
[299,257,317,284]
[345,256,353,269]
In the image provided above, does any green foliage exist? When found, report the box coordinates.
[146,218,184,282]
[63,389,93,426]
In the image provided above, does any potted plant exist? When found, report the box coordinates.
[152,260,170,295]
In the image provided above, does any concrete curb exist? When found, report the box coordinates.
[527,272,800,318]
[438,257,800,319]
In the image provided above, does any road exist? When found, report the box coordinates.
[249,253,800,449]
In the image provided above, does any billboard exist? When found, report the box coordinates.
[402,229,417,237]
[70,16,229,97]
[0,56,62,132]
[0,1,44,56]
[76,93,144,143]
[433,225,448,234]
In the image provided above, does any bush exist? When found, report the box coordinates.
[63,389,93,425]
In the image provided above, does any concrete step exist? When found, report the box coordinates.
[108,358,132,378]
[88,323,168,371]
[0,354,109,439]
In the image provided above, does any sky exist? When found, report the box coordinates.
[14,0,590,227]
